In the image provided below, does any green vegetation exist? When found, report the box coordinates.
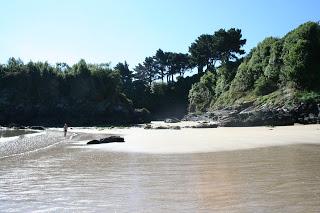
[189,28,246,73]
[189,22,320,112]
[0,22,319,126]
[0,56,200,126]
[0,59,145,126]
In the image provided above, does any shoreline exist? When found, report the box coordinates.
[1,123,319,158]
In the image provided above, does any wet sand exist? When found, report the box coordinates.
[0,124,320,212]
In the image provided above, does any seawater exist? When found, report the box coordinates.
[0,129,35,138]
[0,136,320,212]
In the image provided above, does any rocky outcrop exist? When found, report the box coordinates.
[182,112,215,122]
[184,101,320,127]
[218,109,294,127]
[291,102,320,124]
[87,140,101,144]
[87,136,125,145]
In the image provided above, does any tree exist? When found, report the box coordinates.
[214,28,246,64]
[189,34,213,73]
[72,59,90,76]
[173,53,191,77]
[154,49,168,83]
[166,52,176,82]
[114,61,133,85]
[189,28,246,73]
[144,57,159,85]
[133,63,147,83]
[134,57,159,86]
[56,62,70,73]
[166,53,191,81]
[7,57,24,72]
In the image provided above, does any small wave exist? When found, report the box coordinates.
[0,131,75,159]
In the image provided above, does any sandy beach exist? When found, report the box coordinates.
[1,122,319,158]
[67,122,320,154]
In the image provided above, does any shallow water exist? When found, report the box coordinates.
[0,131,66,159]
[1,139,320,212]
[0,129,35,138]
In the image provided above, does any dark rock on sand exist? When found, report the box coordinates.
[171,126,181,130]
[100,136,125,143]
[87,136,125,145]
[87,140,101,145]
[144,124,152,129]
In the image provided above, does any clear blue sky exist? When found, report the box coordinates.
[1,0,319,68]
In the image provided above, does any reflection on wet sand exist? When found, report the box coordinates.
[1,140,320,212]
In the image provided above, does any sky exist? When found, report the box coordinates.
[1,0,319,68]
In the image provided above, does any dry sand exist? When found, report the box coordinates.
[67,122,320,154]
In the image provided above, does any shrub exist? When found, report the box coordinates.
[254,76,278,96]
[188,82,212,112]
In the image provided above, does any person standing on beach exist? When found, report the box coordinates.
[64,123,68,137]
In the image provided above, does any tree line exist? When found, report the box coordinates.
[0,27,247,126]
[131,28,246,86]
